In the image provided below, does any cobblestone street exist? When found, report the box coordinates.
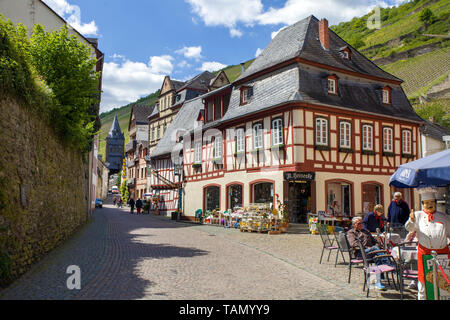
[0,203,415,300]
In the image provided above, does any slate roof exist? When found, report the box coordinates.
[237,15,401,83]
[132,104,155,124]
[108,115,124,138]
[178,71,216,92]
[151,96,204,159]
[171,80,186,92]
[421,120,450,140]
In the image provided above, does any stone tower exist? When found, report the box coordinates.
[105,115,125,174]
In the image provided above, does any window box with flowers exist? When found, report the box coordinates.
[382,151,395,157]
[401,153,415,159]
[315,145,331,151]
[362,150,376,156]
[270,143,285,151]
[234,151,246,157]
[192,163,202,169]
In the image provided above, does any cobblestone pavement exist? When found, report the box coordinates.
[0,203,416,300]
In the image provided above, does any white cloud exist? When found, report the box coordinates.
[271,26,288,39]
[198,61,227,72]
[42,0,98,36]
[175,46,203,60]
[100,55,174,112]
[149,55,174,74]
[177,60,192,68]
[230,28,243,38]
[186,0,398,37]
[255,48,263,57]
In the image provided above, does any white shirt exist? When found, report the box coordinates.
[405,210,450,250]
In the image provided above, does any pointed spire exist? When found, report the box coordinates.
[108,115,123,137]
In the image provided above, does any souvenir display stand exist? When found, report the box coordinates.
[239,203,282,233]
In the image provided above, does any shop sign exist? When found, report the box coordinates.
[423,254,450,300]
[284,172,315,181]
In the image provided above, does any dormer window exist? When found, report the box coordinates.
[382,86,391,104]
[343,51,349,60]
[327,75,338,95]
[240,86,253,105]
[340,47,351,60]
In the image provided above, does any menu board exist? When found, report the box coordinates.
[423,254,450,300]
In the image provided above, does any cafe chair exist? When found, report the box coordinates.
[396,240,419,300]
[341,232,368,283]
[356,238,398,297]
[317,223,339,264]
[332,229,347,267]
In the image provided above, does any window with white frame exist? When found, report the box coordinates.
[362,124,374,150]
[402,129,412,154]
[157,125,161,139]
[151,127,155,141]
[194,141,202,164]
[382,89,390,104]
[315,118,328,146]
[272,118,284,146]
[383,127,393,152]
[214,135,223,159]
[328,78,337,94]
[236,128,245,153]
[253,123,263,149]
[339,121,351,148]
[241,88,249,104]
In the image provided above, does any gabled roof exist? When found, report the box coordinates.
[128,103,155,131]
[178,71,216,92]
[108,115,124,138]
[236,15,401,83]
[421,120,450,140]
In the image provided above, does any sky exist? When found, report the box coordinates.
[41,0,407,113]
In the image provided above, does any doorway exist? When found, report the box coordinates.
[288,181,311,223]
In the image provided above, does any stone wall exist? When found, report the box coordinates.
[0,97,89,287]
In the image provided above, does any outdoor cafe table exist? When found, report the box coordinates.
[391,246,418,263]
[372,232,402,246]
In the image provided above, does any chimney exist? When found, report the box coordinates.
[319,18,330,50]
[240,63,245,75]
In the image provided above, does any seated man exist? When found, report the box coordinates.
[362,204,385,233]
[347,217,394,289]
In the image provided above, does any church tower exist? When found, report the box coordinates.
[105,115,125,174]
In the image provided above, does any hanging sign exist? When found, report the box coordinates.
[284,172,315,181]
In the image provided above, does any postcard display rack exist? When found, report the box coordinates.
[239,203,281,233]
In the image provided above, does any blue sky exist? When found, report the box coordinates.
[42,0,406,113]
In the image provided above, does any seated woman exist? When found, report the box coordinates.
[362,204,385,233]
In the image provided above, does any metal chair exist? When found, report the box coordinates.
[356,238,398,297]
[396,240,419,300]
[317,223,339,264]
[332,229,347,267]
[341,232,366,283]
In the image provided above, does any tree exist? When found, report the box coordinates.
[414,100,450,128]
[419,8,437,26]
[28,25,100,152]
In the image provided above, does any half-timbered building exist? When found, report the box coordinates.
[152,15,425,221]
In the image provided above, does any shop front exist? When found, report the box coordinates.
[284,172,314,223]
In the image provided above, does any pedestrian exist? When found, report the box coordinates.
[118,197,123,208]
[387,192,410,228]
[405,191,450,300]
[113,196,117,206]
[128,197,135,214]
[136,198,143,214]
[362,204,386,233]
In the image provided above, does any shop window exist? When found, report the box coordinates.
[228,184,243,209]
[253,182,273,204]
[271,118,284,146]
[205,186,220,212]
[362,183,381,214]
[339,121,351,148]
[326,181,352,216]
[383,127,393,153]
[315,118,328,146]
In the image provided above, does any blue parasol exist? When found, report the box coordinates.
[389,149,450,188]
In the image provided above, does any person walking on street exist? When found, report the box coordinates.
[387,192,410,228]
[113,196,117,206]
[118,197,123,208]
[136,198,143,214]
[129,197,135,214]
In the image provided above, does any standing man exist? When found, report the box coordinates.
[136,198,143,215]
[387,192,410,228]
[405,192,450,300]
[128,197,135,214]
